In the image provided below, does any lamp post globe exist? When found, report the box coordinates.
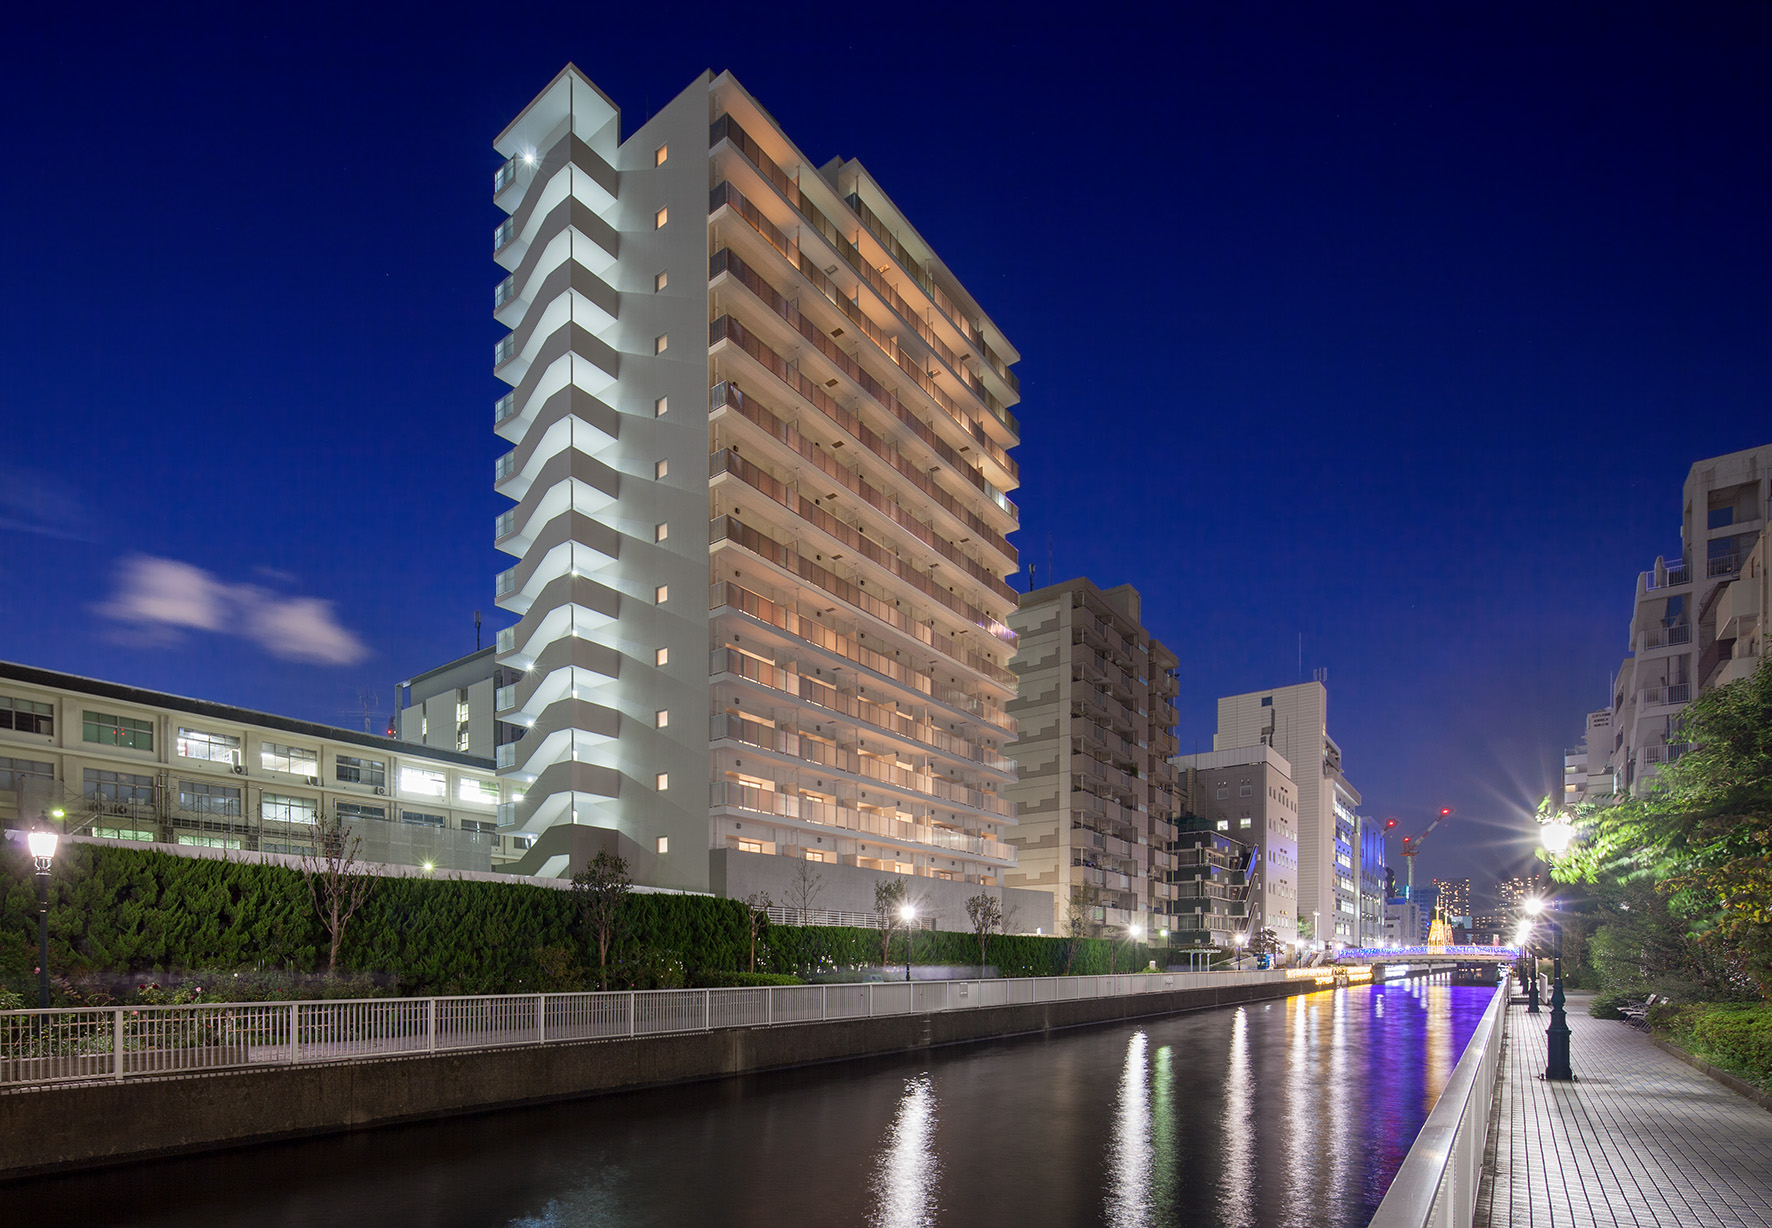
[27,820,59,1010]
[1538,826,1575,1081]
[900,903,916,982]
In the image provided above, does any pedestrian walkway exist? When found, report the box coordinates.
[1477,994,1772,1227]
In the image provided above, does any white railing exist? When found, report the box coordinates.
[0,970,1290,1090]
[1366,976,1509,1228]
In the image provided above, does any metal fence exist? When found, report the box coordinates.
[0,969,1288,1090]
[1366,974,1511,1228]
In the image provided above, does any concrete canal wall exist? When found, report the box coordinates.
[0,973,1352,1180]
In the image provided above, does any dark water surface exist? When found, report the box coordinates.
[11,981,1492,1228]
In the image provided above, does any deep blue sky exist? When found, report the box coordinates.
[5,5,1769,903]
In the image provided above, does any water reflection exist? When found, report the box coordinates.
[1105,1031,1153,1227]
[1218,1007,1255,1228]
[871,1073,939,1228]
[5,982,1495,1228]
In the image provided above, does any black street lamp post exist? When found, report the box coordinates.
[900,903,915,982]
[27,820,59,1010]
[1545,907,1574,1080]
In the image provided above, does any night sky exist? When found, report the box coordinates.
[5,6,1769,904]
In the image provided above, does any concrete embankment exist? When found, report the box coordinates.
[1,974,1342,1179]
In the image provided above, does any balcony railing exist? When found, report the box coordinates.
[494,393,517,426]
[495,568,516,597]
[495,744,516,769]
[495,451,515,482]
[494,217,515,254]
[494,334,516,368]
[709,781,1013,862]
[1644,561,1690,590]
[1638,683,1690,708]
[1708,553,1744,579]
[494,685,516,712]
[1638,623,1692,651]
[496,626,515,654]
[493,156,517,195]
[495,275,517,311]
[494,510,516,541]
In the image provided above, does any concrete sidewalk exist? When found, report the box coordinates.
[1477,994,1772,1227]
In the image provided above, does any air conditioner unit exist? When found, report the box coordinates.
[306,776,321,787]
[374,785,387,796]
[231,764,247,776]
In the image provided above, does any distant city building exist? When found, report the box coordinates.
[1433,876,1472,927]
[0,661,518,873]
[1356,817,1389,946]
[1574,444,1770,798]
[1495,873,1543,914]
[1211,681,1363,946]
[1383,897,1422,948]
[1171,743,1300,946]
[483,66,1031,926]
[1006,579,1182,939]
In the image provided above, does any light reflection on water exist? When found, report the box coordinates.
[871,1073,940,1228]
[6,981,1493,1228]
[1105,1031,1153,1227]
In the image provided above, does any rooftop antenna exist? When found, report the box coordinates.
[1047,535,1054,584]
[357,689,379,735]
[475,609,483,652]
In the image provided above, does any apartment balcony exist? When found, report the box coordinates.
[1637,622,1692,653]
[1643,560,1691,591]
[1715,578,1761,640]
[1708,553,1745,580]
[710,781,1014,863]
[494,217,516,257]
[1638,683,1691,709]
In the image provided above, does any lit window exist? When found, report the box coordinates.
[261,793,317,825]
[804,849,828,863]
[655,709,669,728]
[655,522,669,542]
[178,727,240,763]
[655,648,669,667]
[1240,818,1253,828]
[656,836,670,854]
[83,711,153,751]
[654,334,668,354]
[654,144,668,166]
[1215,820,1229,831]
[262,743,318,775]
[654,206,668,228]
[656,773,670,791]
[654,271,667,292]
[458,778,499,805]
[736,838,762,854]
[655,459,668,480]
[655,584,669,604]
[655,396,668,416]
[399,767,447,798]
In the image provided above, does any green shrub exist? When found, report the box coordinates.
[1588,991,1632,1019]
[1689,1005,1772,1084]
[693,971,804,988]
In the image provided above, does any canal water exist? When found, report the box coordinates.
[11,980,1492,1228]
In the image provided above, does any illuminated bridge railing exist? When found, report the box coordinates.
[1338,946,1520,961]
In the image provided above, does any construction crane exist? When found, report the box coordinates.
[1383,807,1453,900]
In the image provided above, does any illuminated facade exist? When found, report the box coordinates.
[1005,579,1182,939]
[489,67,1024,907]
[1576,444,1770,798]
[1171,743,1299,946]
[1211,681,1363,946]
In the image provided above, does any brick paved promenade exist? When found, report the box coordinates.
[1477,993,1772,1227]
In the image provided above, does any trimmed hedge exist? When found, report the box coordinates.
[1652,1002,1772,1091]
[3,843,1152,1001]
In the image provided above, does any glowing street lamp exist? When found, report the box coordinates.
[1538,827,1574,1081]
[27,820,59,1010]
[1541,817,1576,855]
[900,903,916,982]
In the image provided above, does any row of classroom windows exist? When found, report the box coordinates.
[1,701,501,804]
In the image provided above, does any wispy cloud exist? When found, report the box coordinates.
[100,556,370,666]
[0,465,91,541]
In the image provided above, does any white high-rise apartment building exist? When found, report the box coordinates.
[488,67,1025,913]
[1212,681,1363,947]
[1579,444,1769,798]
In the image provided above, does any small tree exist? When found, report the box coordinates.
[1248,927,1281,963]
[1063,882,1098,974]
[875,878,909,966]
[572,850,632,989]
[785,856,825,924]
[966,892,1003,971]
[744,892,774,972]
[301,810,375,979]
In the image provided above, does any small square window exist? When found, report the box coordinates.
[654,144,668,167]
[655,584,669,603]
[654,271,668,292]
[654,395,668,417]
[654,459,668,480]
[655,647,669,667]
[654,206,668,228]
[657,835,670,854]
[654,334,668,355]
[655,709,669,728]
[655,522,669,542]
[656,773,670,791]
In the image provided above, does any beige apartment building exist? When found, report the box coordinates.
[1004,579,1182,939]
[1171,744,1300,947]
[1578,444,1770,797]
[0,661,524,872]
[487,67,1032,924]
